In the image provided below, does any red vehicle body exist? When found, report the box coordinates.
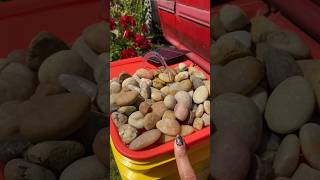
[0,0,106,57]
[156,0,210,73]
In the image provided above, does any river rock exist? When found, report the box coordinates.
[219,4,249,31]
[213,56,264,96]
[273,134,300,177]
[19,93,91,142]
[174,103,189,121]
[175,91,192,109]
[250,16,279,43]
[159,72,175,83]
[151,91,163,101]
[292,163,320,180]
[139,101,152,115]
[204,100,210,114]
[0,72,36,104]
[193,117,203,130]
[193,86,209,104]
[139,78,151,99]
[195,104,204,118]
[136,68,153,79]
[2,63,35,81]
[211,132,251,180]
[180,125,194,136]
[151,101,167,118]
[118,106,137,116]
[93,128,108,166]
[175,71,189,82]
[0,139,32,163]
[152,78,165,89]
[176,79,192,92]
[38,50,92,85]
[60,155,106,180]
[248,87,268,114]
[118,72,131,83]
[160,86,177,96]
[0,101,23,141]
[129,129,161,150]
[164,95,177,109]
[162,110,176,121]
[58,74,97,101]
[128,111,145,129]
[212,14,226,39]
[25,140,85,172]
[118,124,138,144]
[202,113,210,126]
[111,112,127,128]
[82,22,109,53]
[263,47,303,89]
[265,76,315,134]
[122,77,138,89]
[156,119,180,136]
[5,158,56,180]
[213,93,262,151]
[27,32,69,71]
[115,91,139,106]
[218,30,251,49]
[33,83,65,98]
[300,123,320,170]
[191,76,204,90]
[297,60,320,113]
[110,81,121,94]
[211,37,251,65]
[265,30,310,59]
[144,113,161,130]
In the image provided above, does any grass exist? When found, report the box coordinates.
[110,150,121,180]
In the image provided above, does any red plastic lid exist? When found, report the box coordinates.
[110,57,210,161]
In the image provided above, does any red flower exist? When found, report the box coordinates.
[119,15,136,29]
[110,18,116,30]
[134,34,144,44]
[123,30,131,39]
[134,34,151,50]
[120,48,138,59]
[142,23,148,33]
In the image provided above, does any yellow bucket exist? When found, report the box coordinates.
[110,137,210,180]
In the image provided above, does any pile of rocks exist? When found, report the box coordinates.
[110,63,210,150]
[0,22,108,179]
[212,4,320,180]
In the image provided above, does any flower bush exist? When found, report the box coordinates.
[110,15,152,60]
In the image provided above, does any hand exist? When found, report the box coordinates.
[174,135,197,180]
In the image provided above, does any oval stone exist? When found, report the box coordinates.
[265,76,315,134]
[129,129,161,150]
[273,134,300,177]
[300,123,320,170]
